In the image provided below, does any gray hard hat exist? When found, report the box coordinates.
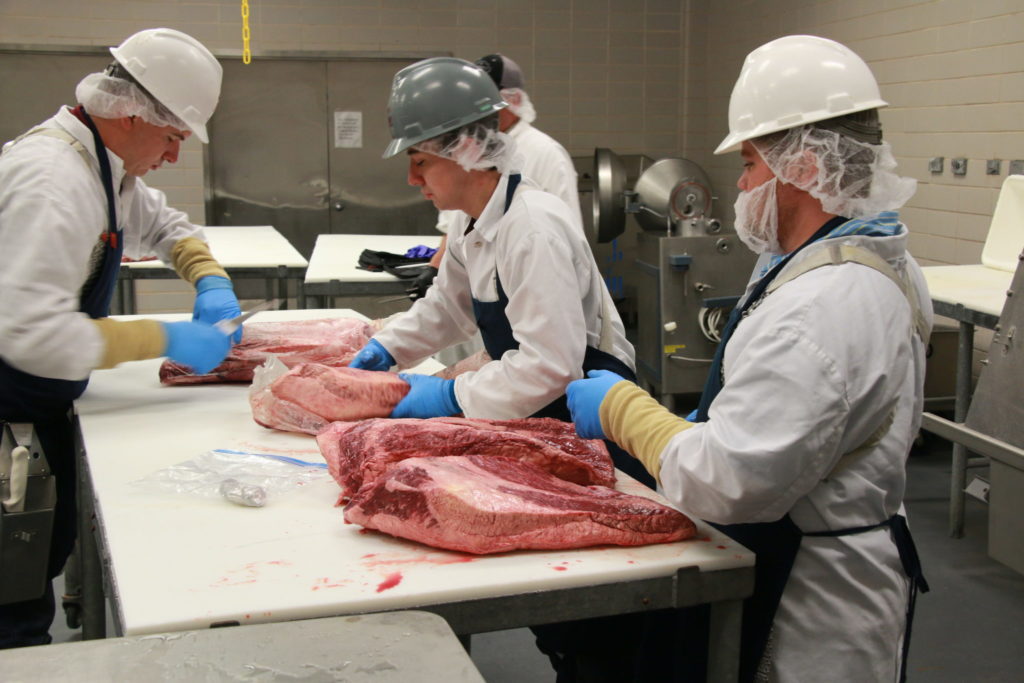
[383,57,508,159]
[474,53,525,90]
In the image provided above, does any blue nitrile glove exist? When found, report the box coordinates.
[685,409,699,422]
[566,369,629,440]
[349,339,395,371]
[162,321,232,375]
[390,374,460,419]
[193,276,242,343]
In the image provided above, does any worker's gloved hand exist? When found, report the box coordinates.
[161,321,232,375]
[406,266,438,301]
[349,339,395,371]
[566,369,629,440]
[390,374,460,419]
[192,276,242,343]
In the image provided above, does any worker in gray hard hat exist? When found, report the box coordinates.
[567,35,932,681]
[0,27,238,648]
[405,52,583,302]
[350,56,642,475]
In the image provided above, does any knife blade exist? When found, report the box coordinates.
[214,298,281,336]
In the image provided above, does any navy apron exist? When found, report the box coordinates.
[0,107,123,421]
[694,218,929,682]
[467,174,655,489]
[0,108,122,647]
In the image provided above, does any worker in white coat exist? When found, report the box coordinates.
[0,28,239,648]
[406,52,582,301]
[349,57,642,472]
[567,35,932,682]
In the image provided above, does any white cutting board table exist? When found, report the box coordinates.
[75,308,753,677]
[116,226,308,314]
[303,233,443,307]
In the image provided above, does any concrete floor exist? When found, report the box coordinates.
[46,436,1024,681]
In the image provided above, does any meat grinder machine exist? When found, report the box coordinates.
[591,148,756,410]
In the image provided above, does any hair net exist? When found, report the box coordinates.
[500,87,536,124]
[752,125,916,218]
[75,64,188,131]
[413,116,515,173]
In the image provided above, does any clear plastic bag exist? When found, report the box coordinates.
[134,448,328,507]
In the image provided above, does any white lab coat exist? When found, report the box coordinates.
[435,120,582,235]
[0,107,205,381]
[376,170,634,419]
[658,227,932,681]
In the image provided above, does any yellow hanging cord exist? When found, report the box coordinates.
[241,0,251,64]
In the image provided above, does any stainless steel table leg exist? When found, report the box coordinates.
[949,319,973,538]
[76,432,106,639]
[707,598,743,682]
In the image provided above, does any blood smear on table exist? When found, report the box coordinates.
[376,571,403,592]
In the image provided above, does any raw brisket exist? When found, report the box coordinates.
[343,455,696,554]
[316,417,616,501]
[159,317,373,385]
[250,364,410,434]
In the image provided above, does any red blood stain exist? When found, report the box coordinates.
[376,572,403,592]
[698,536,712,542]
[553,566,567,571]
[716,545,727,550]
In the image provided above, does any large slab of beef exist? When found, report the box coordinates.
[316,417,615,502]
[250,364,409,435]
[159,317,373,385]
[344,455,696,554]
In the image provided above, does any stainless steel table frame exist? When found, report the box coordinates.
[931,299,1001,538]
[115,264,308,314]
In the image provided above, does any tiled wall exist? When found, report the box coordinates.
[3,0,1023,309]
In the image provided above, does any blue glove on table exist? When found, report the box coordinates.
[390,374,460,419]
[349,339,395,371]
[566,369,629,439]
[193,275,242,343]
[162,321,232,375]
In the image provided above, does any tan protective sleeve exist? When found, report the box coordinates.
[90,319,167,369]
[600,381,694,482]
[171,236,229,285]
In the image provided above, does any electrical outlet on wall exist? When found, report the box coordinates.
[928,157,944,174]
[951,158,968,176]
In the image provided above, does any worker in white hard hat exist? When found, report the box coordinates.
[350,57,641,472]
[567,35,933,681]
[405,52,583,302]
[0,28,238,648]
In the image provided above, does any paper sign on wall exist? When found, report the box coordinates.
[334,111,362,148]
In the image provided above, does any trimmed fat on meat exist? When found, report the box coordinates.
[250,364,410,435]
[160,317,374,384]
[316,417,616,501]
[343,455,696,554]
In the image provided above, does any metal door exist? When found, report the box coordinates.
[207,60,329,259]
[326,59,437,236]
[207,56,438,259]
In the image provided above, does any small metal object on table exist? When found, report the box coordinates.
[114,226,308,314]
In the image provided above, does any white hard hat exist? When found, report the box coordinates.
[714,35,888,155]
[110,28,222,143]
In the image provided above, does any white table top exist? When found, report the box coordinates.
[922,264,1013,318]
[304,233,442,284]
[124,226,307,270]
[75,309,752,636]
